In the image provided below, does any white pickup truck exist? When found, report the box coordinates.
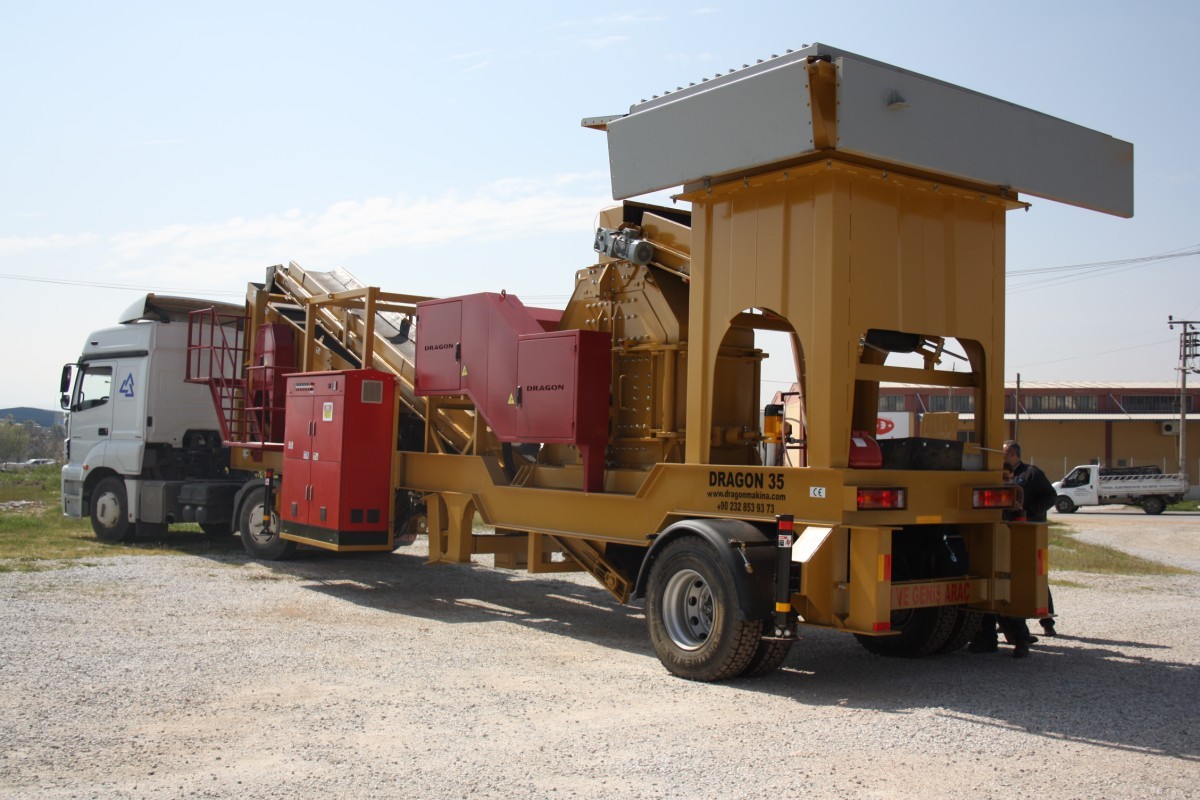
[1052,465,1188,515]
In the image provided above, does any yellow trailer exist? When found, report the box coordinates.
[182,44,1131,680]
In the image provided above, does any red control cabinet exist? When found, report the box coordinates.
[281,369,396,548]
[416,292,612,492]
[515,330,611,445]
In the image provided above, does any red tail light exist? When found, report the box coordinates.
[973,487,1016,509]
[857,487,906,510]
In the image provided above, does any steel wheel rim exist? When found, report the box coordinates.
[246,503,278,545]
[662,568,713,650]
[94,490,121,529]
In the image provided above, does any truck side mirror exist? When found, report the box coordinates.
[59,364,74,410]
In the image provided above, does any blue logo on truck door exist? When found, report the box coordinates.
[119,373,135,398]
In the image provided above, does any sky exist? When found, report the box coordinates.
[2,0,1198,410]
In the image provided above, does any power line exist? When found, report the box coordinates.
[1009,244,1200,275]
[1007,244,1200,294]
[0,272,244,296]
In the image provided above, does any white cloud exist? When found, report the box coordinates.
[0,233,99,255]
[67,172,614,286]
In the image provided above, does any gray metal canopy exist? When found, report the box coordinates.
[585,43,1133,218]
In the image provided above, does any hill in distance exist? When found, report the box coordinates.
[0,408,62,428]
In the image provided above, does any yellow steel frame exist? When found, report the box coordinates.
[396,150,1042,630]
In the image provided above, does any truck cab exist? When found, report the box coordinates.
[61,295,244,541]
[1054,466,1100,510]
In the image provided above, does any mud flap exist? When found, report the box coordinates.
[845,526,893,633]
[1005,521,1049,618]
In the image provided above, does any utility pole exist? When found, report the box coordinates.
[1167,317,1200,479]
[1013,373,1021,442]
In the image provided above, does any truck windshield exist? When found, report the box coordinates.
[1062,468,1090,487]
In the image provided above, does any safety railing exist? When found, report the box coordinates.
[185,308,284,450]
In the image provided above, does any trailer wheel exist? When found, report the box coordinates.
[1054,496,1076,514]
[239,486,296,560]
[740,634,794,678]
[646,537,762,681]
[1142,496,1166,515]
[90,476,133,543]
[935,608,985,654]
[854,605,959,658]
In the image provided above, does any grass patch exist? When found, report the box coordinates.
[0,507,244,571]
[1169,499,1199,512]
[0,467,244,570]
[0,509,245,571]
[0,464,62,503]
[1048,526,1192,576]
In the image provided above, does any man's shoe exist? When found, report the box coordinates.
[1013,642,1030,659]
[1041,623,1057,637]
[968,640,998,654]
[1004,634,1037,645]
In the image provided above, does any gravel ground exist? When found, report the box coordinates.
[1,514,1197,799]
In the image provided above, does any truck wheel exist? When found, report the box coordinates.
[90,476,133,543]
[854,606,958,658]
[1142,496,1166,515]
[646,537,762,681]
[239,486,296,560]
[1055,496,1076,514]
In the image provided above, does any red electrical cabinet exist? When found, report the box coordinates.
[514,330,611,444]
[280,369,396,549]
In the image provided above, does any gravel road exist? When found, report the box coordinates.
[1,513,1197,799]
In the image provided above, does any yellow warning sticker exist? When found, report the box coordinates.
[461,365,468,376]
[507,393,516,405]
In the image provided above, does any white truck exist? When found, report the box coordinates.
[1052,465,1188,515]
[59,294,249,541]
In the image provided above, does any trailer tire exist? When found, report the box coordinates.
[646,537,762,681]
[90,476,133,543]
[854,605,959,658]
[239,486,296,561]
[935,608,984,654]
[1142,496,1166,515]
[740,634,794,678]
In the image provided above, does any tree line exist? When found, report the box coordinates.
[0,417,65,463]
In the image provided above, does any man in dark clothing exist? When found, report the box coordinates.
[1004,440,1058,636]
[1004,440,1056,522]
[969,461,1037,658]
